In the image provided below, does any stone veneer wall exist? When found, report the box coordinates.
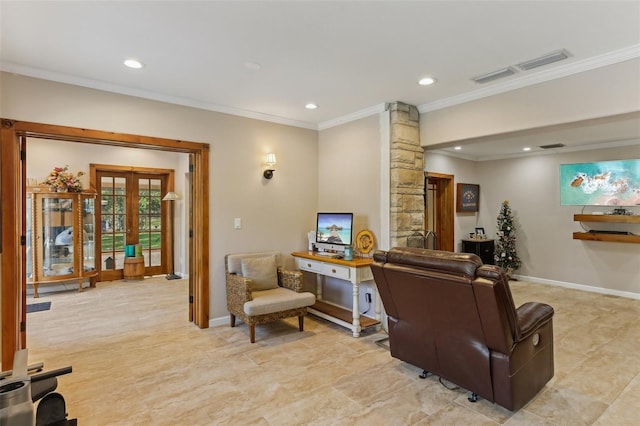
[389,102,424,248]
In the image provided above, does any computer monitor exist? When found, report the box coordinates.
[315,212,353,253]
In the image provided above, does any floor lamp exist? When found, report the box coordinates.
[163,191,181,280]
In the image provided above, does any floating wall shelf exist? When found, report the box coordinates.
[573,214,640,244]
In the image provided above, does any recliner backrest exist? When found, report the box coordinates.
[372,247,494,398]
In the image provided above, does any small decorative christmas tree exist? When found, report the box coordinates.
[495,200,521,275]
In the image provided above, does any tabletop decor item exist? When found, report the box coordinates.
[355,229,375,255]
[42,165,85,192]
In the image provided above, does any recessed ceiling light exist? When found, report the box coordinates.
[305,103,318,110]
[418,77,437,86]
[523,147,531,151]
[124,59,144,69]
[454,146,462,150]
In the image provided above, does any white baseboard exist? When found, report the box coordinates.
[209,315,231,328]
[207,275,639,329]
[515,274,640,300]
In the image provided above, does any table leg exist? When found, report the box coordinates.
[316,274,323,301]
[352,281,361,337]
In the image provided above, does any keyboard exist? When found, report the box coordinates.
[315,252,342,258]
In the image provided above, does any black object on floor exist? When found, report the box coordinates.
[27,302,51,313]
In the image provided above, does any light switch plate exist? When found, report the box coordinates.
[234,218,241,229]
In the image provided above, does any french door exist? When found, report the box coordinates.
[93,165,174,281]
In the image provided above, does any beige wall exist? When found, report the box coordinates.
[479,145,640,295]
[316,114,383,309]
[425,145,640,297]
[1,72,319,322]
[421,59,640,146]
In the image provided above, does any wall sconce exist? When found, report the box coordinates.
[263,153,277,179]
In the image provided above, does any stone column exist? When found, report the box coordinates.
[389,102,424,248]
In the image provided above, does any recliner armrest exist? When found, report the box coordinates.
[515,302,554,342]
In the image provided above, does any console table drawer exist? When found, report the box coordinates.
[296,258,324,273]
[322,264,350,280]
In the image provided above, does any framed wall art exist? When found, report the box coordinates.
[456,183,479,212]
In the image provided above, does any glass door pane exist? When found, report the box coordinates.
[138,178,163,267]
[100,176,127,271]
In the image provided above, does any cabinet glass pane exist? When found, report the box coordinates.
[83,197,96,273]
[26,195,33,280]
[42,196,74,277]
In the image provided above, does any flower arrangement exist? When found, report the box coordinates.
[42,165,85,192]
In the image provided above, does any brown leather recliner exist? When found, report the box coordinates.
[371,247,554,411]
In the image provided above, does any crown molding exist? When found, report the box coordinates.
[318,103,387,130]
[0,63,319,130]
[418,44,640,114]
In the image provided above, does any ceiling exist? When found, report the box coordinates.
[1,1,639,159]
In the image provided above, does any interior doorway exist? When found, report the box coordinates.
[1,119,210,369]
[425,172,454,252]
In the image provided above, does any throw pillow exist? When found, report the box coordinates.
[241,255,279,291]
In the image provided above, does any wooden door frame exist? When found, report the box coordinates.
[1,119,210,369]
[92,165,174,281]
[425,172,454,252]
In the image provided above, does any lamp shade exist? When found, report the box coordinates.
[162,191,180,201]
[265,153,277,167]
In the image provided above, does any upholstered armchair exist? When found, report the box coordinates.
[225,251,316,343]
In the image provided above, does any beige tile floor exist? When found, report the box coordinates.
[25,277,640,425]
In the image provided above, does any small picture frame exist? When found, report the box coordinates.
[456,183,480,212]
[475,227,485,236]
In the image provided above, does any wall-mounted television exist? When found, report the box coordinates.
[560,159,640,206]
[315,212,353,252]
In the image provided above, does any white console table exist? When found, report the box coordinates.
[291,251,381,337]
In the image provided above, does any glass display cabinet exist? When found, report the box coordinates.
[26,187,98,298]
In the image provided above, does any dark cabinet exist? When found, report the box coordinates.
[461,239,494,265]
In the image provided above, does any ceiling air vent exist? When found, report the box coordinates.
[538,143,566,149]
[516,49,571,71]
[471,67,517,84]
